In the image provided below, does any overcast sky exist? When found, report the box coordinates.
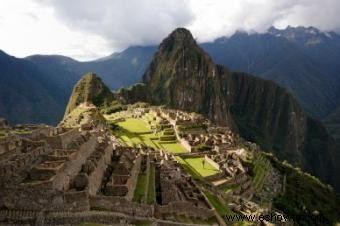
[1,0,340,61]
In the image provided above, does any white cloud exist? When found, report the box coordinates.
[0,0,112,60]
[1,0,340,60]
[38,0,194,51]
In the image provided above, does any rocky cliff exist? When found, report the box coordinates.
[117,28,339,190]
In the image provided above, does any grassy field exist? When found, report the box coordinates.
[203,191,252,226]
[176,156,219,179]
[133,163,155,204]
[252,154,271,191]
[146,164,156,204]
[159,142,187,153]
[204,191,234,216]
[133,173,147,203]
[117,118,152,133]
[111,117,187,154]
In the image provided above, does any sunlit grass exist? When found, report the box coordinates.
[176,156,219,178]
[111,117,187,153]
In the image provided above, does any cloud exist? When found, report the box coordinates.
[274,0,340,31]
[36,0,340,49]
[38,0,194,50]
[1,0,340,60]
[187,0,340,42]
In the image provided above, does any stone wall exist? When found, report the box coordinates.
[87,144,114,196]
[44,128,81,149]
[0,209,133,226]
[0,142,8,156]
[0,135,22,157]
[0,144,50,184]
[53,135,98,191]
[0,135,98,210]
[178,138,192,152]
[0,182,60,210]
[63,190,90,211]
[90,196,154,217]
[204,155,220,170]
[19,127,54,141]
[155,202,215,219]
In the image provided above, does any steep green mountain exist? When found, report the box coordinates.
[117,28,339,191]
[0,50,65,125]
[64,72,114,117]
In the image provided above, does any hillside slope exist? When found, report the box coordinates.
[118,28,339,191]
[201,28,340,119]
[0,51,65,125]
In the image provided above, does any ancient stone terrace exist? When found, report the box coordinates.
[0,139,50,186]
[100,146,141,200]
[152,161,216,222]
[0,122,117,211]
[156,161,212,214]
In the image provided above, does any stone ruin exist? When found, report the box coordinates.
[154,160,215,221]
[0,107,267,225]
[0,119,220,225]
[0,118,8,129]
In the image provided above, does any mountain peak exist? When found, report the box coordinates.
[143,27,214,87]
[158,27,196,52]
[168,27,193,39]
[82,71,98,81]
[63,72,114,118]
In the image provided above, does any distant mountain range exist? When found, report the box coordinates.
[1,26,340,141]
[202,26,340,119]
[0,46,155,125]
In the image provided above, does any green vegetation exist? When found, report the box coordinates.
[133,173,147,203]
[203,191,234,216]
[177,124,207,136]
[163,128,175,135]
[13,129,32,135]
[192,143,212,152]
[109,117,187,153]
[204,191,252,226]
[61,105,106,128]
[0,130,8,138]
[117,118,152,134]
[100,100,127,114]
[146,164,156,204]
[133,163,155,204]
[130,220,153,226]
[267,154,340,226]
[176,156,219,179]
[159,134,176,141]
[159,142,187,153]
[252,153,271,191]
